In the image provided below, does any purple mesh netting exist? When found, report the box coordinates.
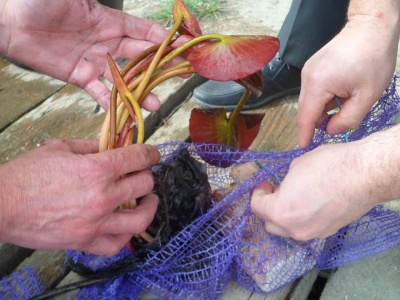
[3,77,400,299]
[0,267,43,299]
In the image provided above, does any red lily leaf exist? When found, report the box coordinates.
[173,0,202,37]
[236,70,263,97]
[237,113,265,149]
[190,108,234,146]
[189,108,264,167]
[187,35,279,81]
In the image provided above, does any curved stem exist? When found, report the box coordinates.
[158,33,225,69]
[132,15,184,107]
[228,88,250,126]
[126,92,144,144]
[139,64,196,102]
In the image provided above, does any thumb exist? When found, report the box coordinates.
[251,182,291,237]
[250,182,274,219]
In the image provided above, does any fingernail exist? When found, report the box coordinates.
[144,145,161,164]
[252,183,272,198]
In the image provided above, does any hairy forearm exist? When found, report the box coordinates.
[356,124,400,204]
[348,0,400,35]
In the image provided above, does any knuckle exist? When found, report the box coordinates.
[42,138,65,149]
[129,170,154,195]
[74,223,99,241]
[133,145,156,167]
[266,204,285,225]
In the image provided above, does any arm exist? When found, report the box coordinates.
[251,124,400,240]
[0,0,169,110]
[297,0,400,147]
[0,139,160,256]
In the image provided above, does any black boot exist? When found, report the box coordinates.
[98,0,123,10]
[193,53,301,111]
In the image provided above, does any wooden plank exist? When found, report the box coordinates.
[0,243,34,279]
[287,268,319,300]
[15,250,68,292]
[250,95,299,152]
[146,98,195,145]
[0,84,105,164]
[321,246,400,300]
[0,57,66,132]
[219,280,292,300]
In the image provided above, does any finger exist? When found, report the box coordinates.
[82,233,132,257]
[99,144,160,178]
[251,184,291,237]
[42,139,99,154]
[250,182,274,219]
[83,79,112,111]
[110,169,155,206]
[116,38,161,62]
[315,112,329,130]
[324,97,344,113]
[297,84,335,148]
[326,97,371,136]
[122,15,169,45]
[140,93,161,112]
[264,222,291,238]
[101,193,159,235]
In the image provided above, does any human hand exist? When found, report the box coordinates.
[250,141,383,241]
[0,139,160,256]
[297,16,399,147]
[0,0,170,110]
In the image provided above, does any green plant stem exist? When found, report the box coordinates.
[228,88,250,126]
[101,44,164,151]
[139,64,196,102]
[112,33,228,142]
[158,33,225,69]
[131,14,184,107]
[125,92,145,144]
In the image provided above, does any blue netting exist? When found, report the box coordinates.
[4,76,400,299]
[0,267,44,299]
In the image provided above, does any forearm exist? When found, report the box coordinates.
[348,0,400,41]
[356,124,400,205]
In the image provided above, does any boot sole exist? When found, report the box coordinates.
[194,87,301,111]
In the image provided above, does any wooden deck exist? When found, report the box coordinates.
[0,56,399,299]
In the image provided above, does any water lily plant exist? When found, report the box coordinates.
[100,0,279,166]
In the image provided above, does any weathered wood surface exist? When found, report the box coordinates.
[0,57,65,132]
